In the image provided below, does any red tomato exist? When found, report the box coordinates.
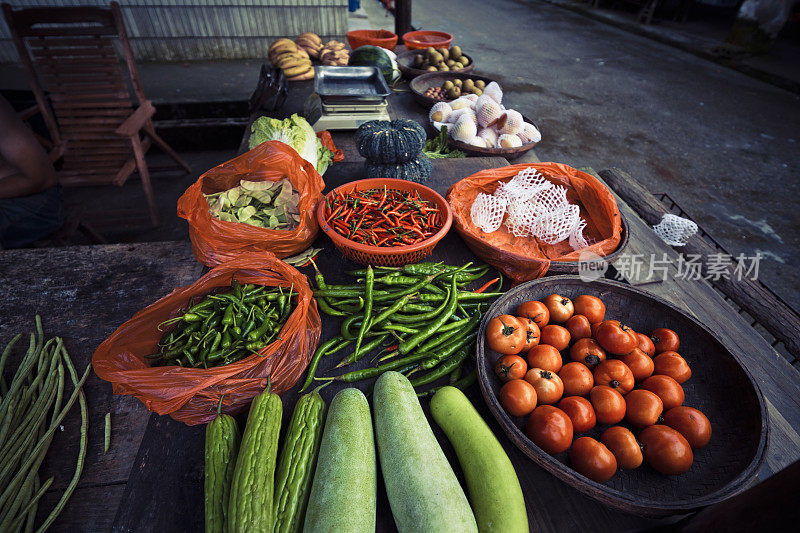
[565,314,592,342]
[569,338,607,369]
[590,321,601,338]
[499,379,538,417]
[516,300,549,328]
[595,320,638,355]
[635,332,655,358]
[641,375,685,410]
[624,389,663,428]
[650,328,680,354]
[526,405,573,455]
[653,351,692,383]
[486,315,527,355]
[640,425,693,475]
[589,385,626,425]
[573,295,606,324]
[570,437,617,482]
[516,317,541,353]
[540,324,571,351]
[663,406,712,449]
[592,360,635,395]
[559,362,594,397]
[525,368,564,405]
[600,426,643,469]
[558,396,596,433]
[526,344,563,373]
[494,355,527,382]
[543,294,574,324]
[620,347,655,382]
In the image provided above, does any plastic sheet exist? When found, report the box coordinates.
[447,162,622,283]
[92,252,321,425]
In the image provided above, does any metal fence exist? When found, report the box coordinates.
[0,0,349,62]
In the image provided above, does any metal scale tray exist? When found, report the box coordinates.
[314,66,390,104]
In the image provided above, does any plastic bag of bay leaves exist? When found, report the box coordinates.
[178,140,325,267]
[92,252,321,425]
[447,162,622,283]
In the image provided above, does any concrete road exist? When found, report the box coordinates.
[413,0,800,308]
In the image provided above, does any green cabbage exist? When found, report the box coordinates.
[249,113,334,175]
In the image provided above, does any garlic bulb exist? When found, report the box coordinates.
[451,114,478,142]
[452,95,477,110]
[497,133,522,149]
[477,127,498,146]
[467,136,488,148]
[450,97,472,110]
[484,81,503,104]
[429,102,452,124]
[497,109,523,135]
[475,95,503,128]
[517,122,542,144]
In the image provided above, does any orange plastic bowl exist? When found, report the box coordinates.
[402,30,453,50]
[316,178,453,266]
[347,29,398,51]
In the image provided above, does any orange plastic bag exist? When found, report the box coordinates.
[177,140,326,267]
[92,252,321,425]
[317,130,345,162]
[447,162,622,283]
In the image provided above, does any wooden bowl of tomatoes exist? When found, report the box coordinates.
[477,275,767,517]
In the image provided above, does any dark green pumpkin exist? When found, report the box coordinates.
[364,154,432,183]
[354,119,426,164]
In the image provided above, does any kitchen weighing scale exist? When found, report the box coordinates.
[304,66,391,131]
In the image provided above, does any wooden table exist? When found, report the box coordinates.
[2,85,799,532]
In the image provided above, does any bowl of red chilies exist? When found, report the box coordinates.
[316,178,453,266]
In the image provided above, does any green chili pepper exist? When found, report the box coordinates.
[354,266,374,355]
[399,276,459,354]
[248,319,273,342]
[410,348,469,388]
[299,335,346,392]
[336,333,388,368]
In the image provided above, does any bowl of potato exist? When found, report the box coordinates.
[410,72,496,108]
[397,45,474,79]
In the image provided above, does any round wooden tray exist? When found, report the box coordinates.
[476,276,768,517]
[397,50,474,79]
[409,71,496,109]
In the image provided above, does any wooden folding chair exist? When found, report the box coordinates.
[2,1,191,227]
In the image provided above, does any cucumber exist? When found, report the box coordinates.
[303,388,376,533]
[431,386,528,533]
[373,371,478,533]
[273,388,326,533]
[227,389,282,533]
[204,410,241,533]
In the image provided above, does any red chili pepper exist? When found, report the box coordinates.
[474,277,500,293]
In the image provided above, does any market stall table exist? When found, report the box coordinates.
[1,154,800,530]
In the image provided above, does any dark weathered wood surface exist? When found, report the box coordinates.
[599,167,800,361]
[0,241,203,530]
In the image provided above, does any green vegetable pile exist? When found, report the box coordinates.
[150,280,297,369]
[302,261,503,395]
[423,126,466,159]
[204,374,528,533]
[0,317,91,531]
[205,385,330,533]
[205,178,301,230]
[249,113,334,176]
